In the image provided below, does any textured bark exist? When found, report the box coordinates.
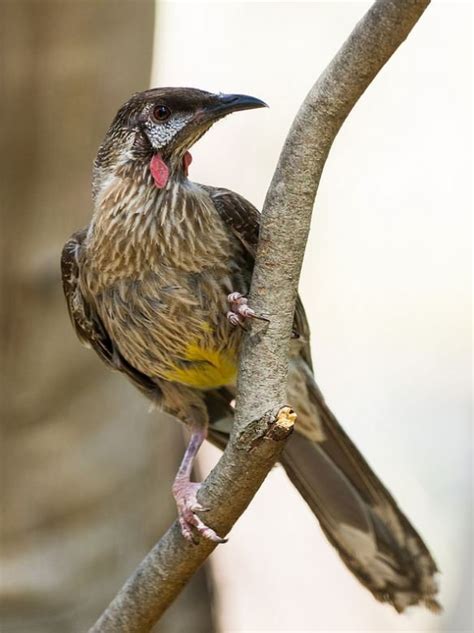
[0,2,214,632]
[88,1,430,631]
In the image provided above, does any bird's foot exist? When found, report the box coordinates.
[172,480,226,544]
[226,292,269,327]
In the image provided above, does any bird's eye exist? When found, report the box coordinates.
[152,105,171,122]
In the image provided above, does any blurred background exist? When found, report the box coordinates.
[1,1,471,632]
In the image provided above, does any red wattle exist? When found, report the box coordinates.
[150,154,169,189]
[183,151,192,176]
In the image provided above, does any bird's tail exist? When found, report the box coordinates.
[280,361,440,612]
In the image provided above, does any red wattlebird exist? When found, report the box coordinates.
[62,87,440,612]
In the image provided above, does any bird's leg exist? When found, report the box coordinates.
[226,292,270,327]
[172,424,226,543]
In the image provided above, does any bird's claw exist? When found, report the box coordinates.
[226,292,269,327]
[173,481,226,544]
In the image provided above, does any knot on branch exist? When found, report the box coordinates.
[238,406,296,451]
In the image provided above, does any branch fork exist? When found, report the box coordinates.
[239,406,296,451]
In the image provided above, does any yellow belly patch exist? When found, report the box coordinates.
[164,341,238,390]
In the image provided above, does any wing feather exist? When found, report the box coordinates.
[61,229,114,364]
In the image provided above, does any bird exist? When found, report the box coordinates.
[61,87,440,613]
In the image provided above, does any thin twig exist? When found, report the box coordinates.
[88,1,430,631]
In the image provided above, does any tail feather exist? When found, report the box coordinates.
[205,375,441,613]
[281,367,440,613]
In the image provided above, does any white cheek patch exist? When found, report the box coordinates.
[145,113,193,150]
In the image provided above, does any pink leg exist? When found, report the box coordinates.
[172,426,226,543]
[226,292,269,327]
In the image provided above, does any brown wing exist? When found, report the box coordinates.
[61,229,115,364]
[61,229,161,401]
[202,186,261,260]
[204,185,313,369]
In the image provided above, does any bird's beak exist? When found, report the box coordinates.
[169,92,268,157]
[200,93,268,123]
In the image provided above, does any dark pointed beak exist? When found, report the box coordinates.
[202,93,268,121]
[170,92,268,156]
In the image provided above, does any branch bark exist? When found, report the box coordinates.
[89,1,430,631]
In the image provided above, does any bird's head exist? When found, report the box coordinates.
[93,87,267,196]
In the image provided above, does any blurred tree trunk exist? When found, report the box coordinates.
[0,2,214,631]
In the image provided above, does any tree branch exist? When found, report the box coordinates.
[88,1,430,631]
